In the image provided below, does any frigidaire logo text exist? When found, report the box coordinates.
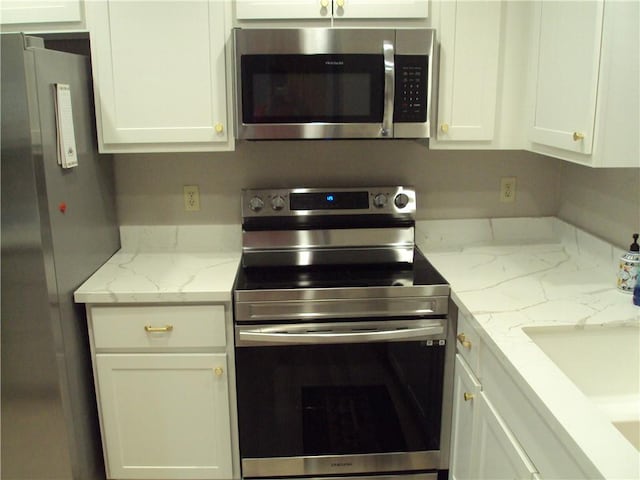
[325,61,344,65]
[331,462,353,467]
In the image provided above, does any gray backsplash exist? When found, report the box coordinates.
[113,140,638,249]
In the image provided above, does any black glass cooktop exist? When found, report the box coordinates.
[234,247,447,291]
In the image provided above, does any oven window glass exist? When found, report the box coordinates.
[235,340,444,458]
[241,54,384,124]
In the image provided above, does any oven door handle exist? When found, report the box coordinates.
[236,322,444,346]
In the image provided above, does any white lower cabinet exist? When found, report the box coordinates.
[88,305,235,480]
[450,311,541,480]
[450,307,590,480]
[450,355,480,480]
[96,353,232,480]
[451,354,539,480]
[473,392,539,480]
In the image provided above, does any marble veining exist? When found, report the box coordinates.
[74,251,240,303]
[119,224,241,253]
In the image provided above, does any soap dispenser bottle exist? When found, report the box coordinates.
[617,233,640,293]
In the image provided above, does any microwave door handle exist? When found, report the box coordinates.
[381,40,395,137]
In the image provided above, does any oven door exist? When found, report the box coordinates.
[234,319,446,478]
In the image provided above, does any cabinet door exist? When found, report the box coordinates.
[333,0,428,19]
[436,0,502,141]
[529,0,603,154]
[96,353,232,479]
[88,0,230,152]
[0,0,81,24]
[472,392,539,480]
[235,0,427,19]
[450,355,481,480]
[235,0,329,19]
[592,0,639,167]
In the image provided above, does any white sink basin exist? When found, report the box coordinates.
[523,324,640,451]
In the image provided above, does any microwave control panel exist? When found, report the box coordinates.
[394,55,428,123]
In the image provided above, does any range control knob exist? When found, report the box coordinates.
[394,193,410,209]
[373,193,388,208]
[271,195,285,211]
[248,196,264,212]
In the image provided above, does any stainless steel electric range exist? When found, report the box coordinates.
[232,186,455,480]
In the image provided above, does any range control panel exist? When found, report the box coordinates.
[242,186,416,218]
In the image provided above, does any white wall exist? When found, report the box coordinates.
[114,141,559,225]
[114,141,640,249]
[557,163,640,249]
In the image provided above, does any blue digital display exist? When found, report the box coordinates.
[290,191,369,210]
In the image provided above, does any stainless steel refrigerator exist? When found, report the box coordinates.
[1,33,120,479]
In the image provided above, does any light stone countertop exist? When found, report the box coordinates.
[73,252,240,303]
[74,224,241,304]
[417,217,640,480]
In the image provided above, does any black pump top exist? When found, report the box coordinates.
[630,233,639,252]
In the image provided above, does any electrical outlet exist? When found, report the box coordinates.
[500,177,516,203]
[183,185,200,211]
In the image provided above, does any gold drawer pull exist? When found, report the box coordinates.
[464,392,474,402]
[214,367,224,377]
[573,131,585,141]
[457,333,472,349]
[144,324,174,333]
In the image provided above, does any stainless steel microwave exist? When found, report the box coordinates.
[234,28,436,140]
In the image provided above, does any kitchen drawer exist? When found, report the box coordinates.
[91,305,226,350]
[456,309,481,376]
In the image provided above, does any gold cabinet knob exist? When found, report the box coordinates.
[214,367,224,377]
[214,123,224,133]
[336,0,345,7]
[573,131,584,141]
[464,392,475,402]
[457,333,472,349]
[440,123,449,133]
[144,324,174,333]
[321,0,329,7]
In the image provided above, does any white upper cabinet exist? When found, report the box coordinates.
[434,0,502,142]
[235,0,330,19]
[333,0,428,19]
[87,1,232,153]
[529,1,602,155]
[0,0,85,32]
[528,0,639,167]
[235,0,428,20]
[430,0,531,150]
